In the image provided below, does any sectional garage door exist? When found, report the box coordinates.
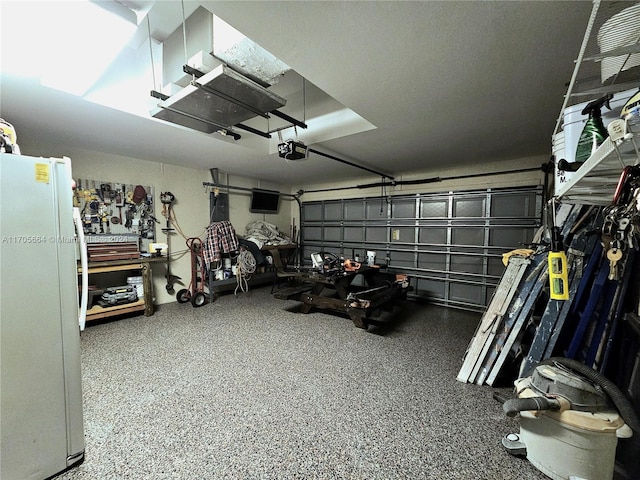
[300,186,543,311]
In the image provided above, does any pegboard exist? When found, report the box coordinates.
[74,179,156,241]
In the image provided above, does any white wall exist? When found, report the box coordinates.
[67,149,209,306]
[18,132,545,306]
[295,155,547,203]
[17,139,292,306]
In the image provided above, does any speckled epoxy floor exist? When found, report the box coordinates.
[57,286,547,480]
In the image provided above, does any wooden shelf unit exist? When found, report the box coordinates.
[78,257,163,322]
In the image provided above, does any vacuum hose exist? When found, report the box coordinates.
[503,396,561,417]
[540,357,640,434]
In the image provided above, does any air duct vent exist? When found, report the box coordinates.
[151,64,286,132]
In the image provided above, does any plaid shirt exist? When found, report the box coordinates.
[203,221,239,265]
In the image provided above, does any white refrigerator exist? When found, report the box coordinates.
[1,153,87,479]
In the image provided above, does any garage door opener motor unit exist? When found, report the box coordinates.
[278,139,307,160]
[501,358,637,480]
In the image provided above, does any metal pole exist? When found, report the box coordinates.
[202,181,299,199]
[308,148,394,181]
[301,165,541,195]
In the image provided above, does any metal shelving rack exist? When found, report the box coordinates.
[556,128,640,205]
[554,0,640,206]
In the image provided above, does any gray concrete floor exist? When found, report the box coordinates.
[58,286,547,480]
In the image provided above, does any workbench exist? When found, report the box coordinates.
[78,257,163,321]
[273,265,411,329]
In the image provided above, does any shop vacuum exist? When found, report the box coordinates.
[501,358,639,480]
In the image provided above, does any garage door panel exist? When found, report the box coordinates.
[416,278,446,300]
[492,192,538,217]
[418,252,446,271]
[392,200,416,219]
[344,200,365,220]
[419,227,447,244]
[450,255,483,275]
[366,227,387,242]
[301,186,541,311]
[390,251,414,268]
[450,282,484,306]
[452,227,484,246]
[420,199,448,218]
[453,197,485,217]
[344,227,363,242]
[489,227,537,248]
[391,227,414,243]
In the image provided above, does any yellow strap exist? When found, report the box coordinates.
[502,248,535,266]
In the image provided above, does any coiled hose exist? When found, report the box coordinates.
[502,358,640,434]
[538,357,640,434]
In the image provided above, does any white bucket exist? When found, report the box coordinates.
[366,250,376,266]
[127,276,144,299]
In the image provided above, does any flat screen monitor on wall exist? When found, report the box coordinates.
[250,189,280,214]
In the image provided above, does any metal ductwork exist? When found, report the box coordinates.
[148,7,298,139]
[150,64,287,135]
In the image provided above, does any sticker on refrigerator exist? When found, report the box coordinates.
[35,163,50,183]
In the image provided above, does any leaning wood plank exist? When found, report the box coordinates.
[519,253,581,377]
[484,205,586,383]
[485,267,551,386]
[467,256,534,383]
[456,256,530,383]
[457,257,529,382]
[481,204,584,384]
[520,232,601,376]
[473,254,547,385]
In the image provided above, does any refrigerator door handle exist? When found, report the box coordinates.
[73,207,88,331]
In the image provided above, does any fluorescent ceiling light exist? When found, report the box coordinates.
[1,0,136,97]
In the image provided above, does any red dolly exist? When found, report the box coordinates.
[176,237,208,307]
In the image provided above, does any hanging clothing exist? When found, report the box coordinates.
[203,221,239,265]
